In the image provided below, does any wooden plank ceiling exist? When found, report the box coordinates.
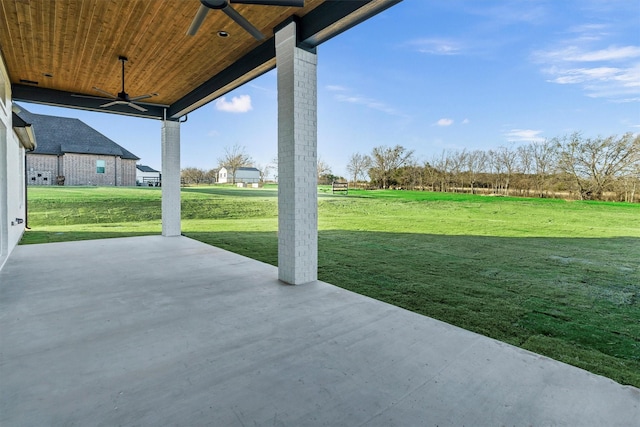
[0,0,400,119]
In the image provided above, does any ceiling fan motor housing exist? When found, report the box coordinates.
[201,0,228,9]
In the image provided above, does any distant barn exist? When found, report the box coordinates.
[218,166,260,184]
[136,165,161,186]
[18,107,139,186]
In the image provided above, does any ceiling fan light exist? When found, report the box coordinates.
[218,30,229,37]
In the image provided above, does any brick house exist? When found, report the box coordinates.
[18,107,139,186]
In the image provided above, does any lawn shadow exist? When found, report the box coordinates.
[20,230,160,245]
[181,186,278,198]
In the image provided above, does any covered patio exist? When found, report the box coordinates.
[1,236,638,425]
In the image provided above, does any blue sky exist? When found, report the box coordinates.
[22,0,639,178]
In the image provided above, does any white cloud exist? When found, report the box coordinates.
[532,24,640,102]
[215,95,252,113]
[462,118,470,125]
[332,90,403,117]
[407,38,463,55]
[207,130,219,137]
[504,129,545,142]
[535,45,640,63]
[326,85,348,92]
[436,118,454,126]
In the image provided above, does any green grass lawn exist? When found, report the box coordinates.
[21,185,640,387]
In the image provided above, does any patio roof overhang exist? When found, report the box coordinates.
[0,0,401,121]
[11,107,37,151]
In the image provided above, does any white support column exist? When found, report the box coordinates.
[276,20,318,285]
[161,119,181,237]
[0,122,8,261]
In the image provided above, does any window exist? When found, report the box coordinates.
[96,160,105,174]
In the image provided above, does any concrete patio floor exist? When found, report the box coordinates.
[1,236,638,426]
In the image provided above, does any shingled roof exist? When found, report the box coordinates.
[16,106,139,160]
[136,165,159,173]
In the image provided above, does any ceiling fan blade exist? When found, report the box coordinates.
[128,102,148,112]
[222,4,265,40]
[129,93,158,102]
[100,101,121,108]
[231,0,304,6]
[187,4,210,36]
[72,93,115,101]
[93,87,117,99]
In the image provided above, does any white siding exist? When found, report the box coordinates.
[218,167,260,184]
[0,56,27,270]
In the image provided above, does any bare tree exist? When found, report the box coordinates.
[432,150,452,192]
[346,153,372,184]
[555,132,639,200]
[422,161,439,191]
[317,157,332,179]
[218,144,253,184]
[466,150,486,194]
[369,145,415,189]
[450,149,468,191]
[496,146,518,195]
[256,162,273,183]
[531,140,557,198]
[181,167,206,185]
[618,159,640,202]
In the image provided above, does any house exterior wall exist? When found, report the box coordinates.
[26,153,58,185]
[63,153,115,186]
[136,170,161,185]
[27,153,137,186]
[120,159,136,186]
[0,55,27,270]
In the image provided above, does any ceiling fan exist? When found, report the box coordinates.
[186,0,305,41]
[90,56,158,112]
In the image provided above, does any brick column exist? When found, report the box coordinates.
[161,120,181,237]
[276,20,318,285]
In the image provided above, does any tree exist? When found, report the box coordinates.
[181,167,206,185]
[204,169,218,184]
[346,153,372,184]
[422,161,440,191]
[450,149,468,191]
[256,162,273,183]
[369,145,415,189]
[397,162,423,190]
[531,140,557,198]
[466,150,486,194]
[555,132,639,200]
[317,157,332,180]
[496,146,518,195]
[218,144,253,184]
[431,150,452,192]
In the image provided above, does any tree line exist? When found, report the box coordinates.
[346,133,639,202]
